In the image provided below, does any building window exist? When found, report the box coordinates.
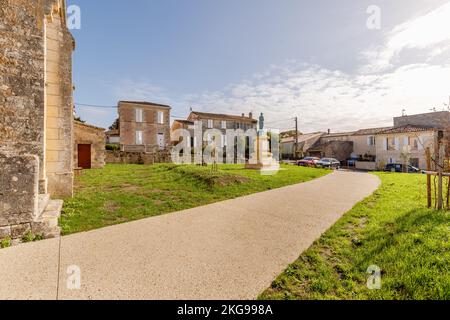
[135,108,143,123]
[367,136,376,146]
[208,120,214,129]
[221,121,227,129]
[387,137,398,151]
[157,111,164,124]
[136,131,143,145]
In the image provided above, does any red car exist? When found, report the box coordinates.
[297,157,320,167]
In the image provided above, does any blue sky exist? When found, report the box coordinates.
[68,0,450,132]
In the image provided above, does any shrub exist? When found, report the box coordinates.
[106,144,120,151]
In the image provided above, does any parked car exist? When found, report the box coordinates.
[384,163,425,174]
[297,157,320,167]
[316,158,341,169]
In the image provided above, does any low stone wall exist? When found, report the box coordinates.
[105,150,171,165]
[0,153,39,240]
[355,161,377,171]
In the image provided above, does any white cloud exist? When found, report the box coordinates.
[361,1,450,73]
[103,2,450,133]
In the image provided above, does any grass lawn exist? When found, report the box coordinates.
[61,164,329,235]
[259,172,450,300]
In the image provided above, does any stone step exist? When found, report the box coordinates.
[32,199,63,239]
[38,194,50,215]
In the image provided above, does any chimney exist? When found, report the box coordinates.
[327,129,331,135]
[242,113,245,118]
[249,112,253,119]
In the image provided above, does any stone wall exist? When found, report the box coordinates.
[0,0,47,191]
[0,0,74,241]
[106,150,171,165]
[319,141,354,162]
[0,154,39,240]
[74,121,106,169]
[44,0,75,198]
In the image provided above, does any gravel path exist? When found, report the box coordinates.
[0,170,380,300]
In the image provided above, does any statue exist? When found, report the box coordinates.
[259,113,265,131]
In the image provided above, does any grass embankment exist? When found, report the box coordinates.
[61,164,328,235]
[260,173,450,300]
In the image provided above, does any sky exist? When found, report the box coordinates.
[68,0,450,133]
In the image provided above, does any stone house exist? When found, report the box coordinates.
[0,0,75,241]
[73,121,106,169]
[375,125,438,169]
[179,111,258,148]
[118,101,171,152]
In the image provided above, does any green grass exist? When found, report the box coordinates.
[61,164,329,235]
[259,173,450,300]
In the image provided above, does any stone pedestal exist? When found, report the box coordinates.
[245,132,280,175]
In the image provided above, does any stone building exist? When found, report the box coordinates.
[118,101,171,152]
[0,0,75,241]
[375,125,438,169]
[74,121,106,169]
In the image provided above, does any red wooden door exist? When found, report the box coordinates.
[78,144,91,169]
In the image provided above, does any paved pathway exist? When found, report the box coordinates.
[0,171,380,300]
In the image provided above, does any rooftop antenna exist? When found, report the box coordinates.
[402,109,407,116]
[430,107,437,112]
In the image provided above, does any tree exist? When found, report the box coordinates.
[280,130,301,139]
[109,118,119,131]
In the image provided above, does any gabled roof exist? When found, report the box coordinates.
[189,111,257,123]
[353,127,394,136]
[118,101,171,109]
[74,120,105,131]
[376,125,437,135]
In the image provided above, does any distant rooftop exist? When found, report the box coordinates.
[377,125,437,135]
[118,101,171,109]
[189,111,257,123]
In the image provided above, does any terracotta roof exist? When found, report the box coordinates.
[353,127,394,136]
[74,120,105,131]
[174,120,195,125]
[377,125,437,134]
[189,111,258,123]
[118,101,171,109]
[106,129,119,136]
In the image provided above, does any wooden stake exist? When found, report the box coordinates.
[426,147,432,208]
[437,144,445,210]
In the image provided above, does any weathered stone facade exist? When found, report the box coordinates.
[0,154,39,239]
[0,0,74,241]
[74,121,106,169]
[119,101,171,150]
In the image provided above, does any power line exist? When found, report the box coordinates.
[75,103,117,109]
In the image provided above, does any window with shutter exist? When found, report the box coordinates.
[135,109,143,123]
[136,131,143,145]
[157,111,164,124]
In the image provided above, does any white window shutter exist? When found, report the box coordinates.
[403,136,409,147]
[418,137,424,150]
[367,137,371,146]
[395,138,400,149]
[383,138,387,151]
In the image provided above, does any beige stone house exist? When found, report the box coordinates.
[0,0,75,241]
[175,111,258,148]
[375,125,438,169]
[118,101,171,152]
[74,121,106,169]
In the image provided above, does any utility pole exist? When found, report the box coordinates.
[295,117,299,160]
